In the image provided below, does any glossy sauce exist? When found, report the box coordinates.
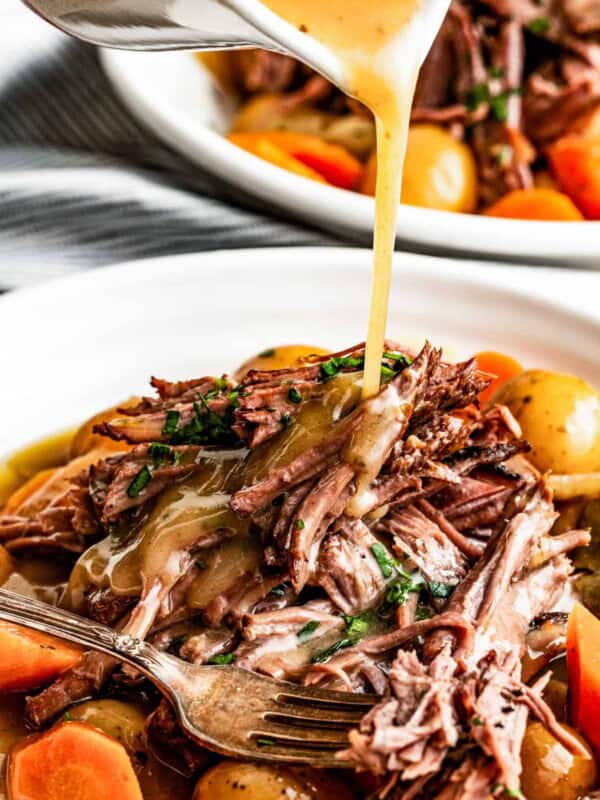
[261,0,423,398]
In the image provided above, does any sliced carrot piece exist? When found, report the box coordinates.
[567,603,600,757]
[475,351,523,405]
[255,131,363,190]
[228,133,327,183]
[229,131,363,188]
[4,468,57,514]
[0,622,81,692]
[548,135,600,220]
[484,188,584,221]
[8,721,143,800]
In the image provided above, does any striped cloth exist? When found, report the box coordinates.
[0,3,338,291]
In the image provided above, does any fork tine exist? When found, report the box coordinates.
[275,688,377,710]
[264,708,363,728]
[251,726,350,747]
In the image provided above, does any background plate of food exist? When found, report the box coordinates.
[101,29,600,265]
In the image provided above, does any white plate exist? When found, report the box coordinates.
[1,247,600,459]
[101,49,600,267]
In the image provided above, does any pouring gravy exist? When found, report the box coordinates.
[261,0,424,398]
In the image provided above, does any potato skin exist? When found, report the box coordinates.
[362,124,477,213]
[193,760,355,800]
[492,370,600,473]
[520,722,597,800]
[234,344,329,381]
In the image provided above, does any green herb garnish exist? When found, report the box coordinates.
[208,653,236,665]
[258,348,276,358]
[270,584,287,597]
[371,543,396,578]
[296,518,305,530]
[415,605,433,620]
[311,638,355,663]
[281,413,293,429]
[297,620,320,642]
[256,737,275,746]
[489,65,505,78]
[343,613,371,638]
[467,82,489,111]
[127,465,152,498]
[472,716,484,726]
[288,387,302,404]
[528,15,550,34]
[428,581,454,599]
[162,409,180,436]
[148,442,174,465]
[64,711,73,721]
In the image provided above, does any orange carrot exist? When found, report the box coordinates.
[8,721,143,800]
[567,603,600,757]
[229,131,363,189]
[484,188,584,221]
[228,133,327,183]
[548,135,600,220]
[5,468,57,514]
[475,351,523,405]
[0,622,81,692]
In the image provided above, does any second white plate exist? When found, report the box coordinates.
[101,49,600,267]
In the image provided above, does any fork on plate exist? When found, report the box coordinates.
[0,588,375,766]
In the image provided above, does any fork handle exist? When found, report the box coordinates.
[0,588,172,686]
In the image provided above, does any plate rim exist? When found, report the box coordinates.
[100,48,600,265]
[2,245,599,331]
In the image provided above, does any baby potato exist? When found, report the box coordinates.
[361,124,478,213]
[520,722,597,800]
[234,344,329,381]
[492,370,600,474]
[193,760,355,800]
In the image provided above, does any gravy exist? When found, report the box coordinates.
[261,0,424,398]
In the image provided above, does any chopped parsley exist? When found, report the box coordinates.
[491,786,523,799]
[208,652,236,665]
[371,543,397,578]
[288,387,302,404]
[489,65,505,79]
[256,737,275,747]
[311,613,372,663]
[343,612,371,639]
[311,638,355,663]
[258,348,276,358]
[472,716,484,727]
[127,465,152,498]
[148,442,179,467]
[528,15,550,34]
[319,352,412,383]
[467,82,489,111]
[162,409,180,436]
[168,393,235,446]
[296,518,305,530]
[427,581,454,599]
[63,711,73,721]
[415,605,433,621]
[281,413,293,429]
[297,620,320,642]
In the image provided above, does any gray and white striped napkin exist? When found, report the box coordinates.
[0,2,338,292]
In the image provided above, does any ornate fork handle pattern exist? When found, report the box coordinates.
[0,588,174,687]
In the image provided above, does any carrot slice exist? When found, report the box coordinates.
[4,468,57,514]
[548,135,600,220]
[0,622,81,692]
[484,188,584,221]
[475,351,523,405]
[229,131,363,189]
[8,721,143,800]
[228,133,327,183]
[567,603,600,757]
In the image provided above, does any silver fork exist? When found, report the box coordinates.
[0,589,375,766]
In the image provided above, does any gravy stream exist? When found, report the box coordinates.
[261,0,423,398]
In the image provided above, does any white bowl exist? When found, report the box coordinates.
[101,49,600,267]
[1,246,599,459]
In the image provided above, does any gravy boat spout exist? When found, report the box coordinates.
[22,0,348,87]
